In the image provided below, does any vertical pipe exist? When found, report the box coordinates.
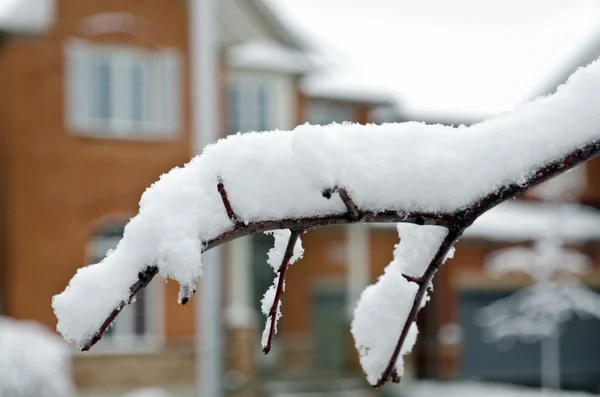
[189,0,223,396]
[345,225,369,318]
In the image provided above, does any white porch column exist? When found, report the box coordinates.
[225,237,256,327]
[190,0,222,396]
[345,224,370,318]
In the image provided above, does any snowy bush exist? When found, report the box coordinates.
[0,316,75,397]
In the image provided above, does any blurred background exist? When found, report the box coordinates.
[1,0,600,396]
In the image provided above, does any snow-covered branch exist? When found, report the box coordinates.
[52,58,600,387]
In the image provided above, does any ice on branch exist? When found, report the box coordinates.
[351,223,454,385]
[261,230,304,351]
[53,56,600,372]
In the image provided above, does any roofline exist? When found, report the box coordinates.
[248,0,306,51]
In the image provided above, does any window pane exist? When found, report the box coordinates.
[92,58,112,121]
[227,85,240,135]
[131,61,145,125]
[257,85,268,131]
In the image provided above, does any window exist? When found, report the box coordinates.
[227,82,269,134]
[87,222,161,349]
[64,39,181,139]
[308,101,354,125]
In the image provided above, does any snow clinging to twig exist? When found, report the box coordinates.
[260,230,304,349]
[53,57,600,353]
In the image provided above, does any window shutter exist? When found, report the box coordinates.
[64,40,92,131]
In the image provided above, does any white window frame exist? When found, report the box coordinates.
[81,225,164,354]
[64,38,181,140]
[227,80,270,135]
[227,70,296,135]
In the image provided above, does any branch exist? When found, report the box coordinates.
[376,229,463,387]
[77,139,600,377]
[262,229,301,354]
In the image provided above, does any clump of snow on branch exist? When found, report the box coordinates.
[53,57,600,350]
[351,223,453,385]
[0,316,75,397]
[260,230,304,348]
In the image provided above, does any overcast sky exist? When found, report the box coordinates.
[264,0,600,120]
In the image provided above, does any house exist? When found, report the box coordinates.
[0,0,390,394]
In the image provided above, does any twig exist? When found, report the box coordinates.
[323,186,361,220]
[217,178,240,224]
[263,229,301,354]
[401,274,423,286]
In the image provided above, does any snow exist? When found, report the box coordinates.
[394,224,454,279]
[227,40,314,74]
[0,0,54,33]
[351,223,454,384]
[372,200,600,243]
[486,239,592,280]
[53,57,600,352]
[264,0,600,120]
[260,230,304,348]
[0,316,75,397]
[408,380,596,397]
[122,388,173,397]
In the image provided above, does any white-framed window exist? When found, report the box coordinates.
[86,222,162,351]
[308,100,354,125]
[227,82,269,134]
[64,39,181,139]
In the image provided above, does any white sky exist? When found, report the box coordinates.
[264,0,600,121]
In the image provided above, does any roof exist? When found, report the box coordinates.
[226,40,313,74]
[371,200,600,243]
[262,0,600,121]
[0,0,54,34]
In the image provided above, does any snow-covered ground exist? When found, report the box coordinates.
[408,381,598,397]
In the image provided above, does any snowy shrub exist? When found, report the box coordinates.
[0,316,75,397]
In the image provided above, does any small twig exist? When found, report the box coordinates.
[217,178,240,224]
[263,230,301,354]
[391,368,401,383]
[323,186,361,220]
[402,274,423,286]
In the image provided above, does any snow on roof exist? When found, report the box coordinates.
[226,40,314,74]
[262,0,600,120]
[373,200,600,243]
[0,0,54,34]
